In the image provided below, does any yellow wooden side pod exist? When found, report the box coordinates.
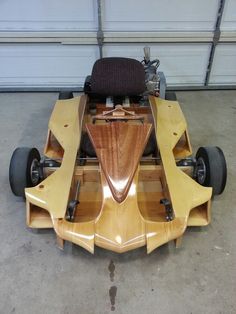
[25,95,212,254]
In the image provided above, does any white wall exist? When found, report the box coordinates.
[209,44,236,85]
[0,44,99,88]
[0,0,97,31]
[0,0,235,88]
[103,44,211,86]
[221,0,236,31]
[103,0,219,31]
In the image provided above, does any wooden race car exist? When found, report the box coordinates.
[9,49,227,254]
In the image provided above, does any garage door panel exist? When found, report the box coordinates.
[103,44,211,86]
[103,0,219,31]
[0,44,99,88]
[209,44,236,85]
[0,1,235,88]
[221,0,236,31]
[0,0,97,31]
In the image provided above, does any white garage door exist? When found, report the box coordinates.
[0,0,235,90]
[209,0,236,85]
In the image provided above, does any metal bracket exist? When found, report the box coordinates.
[158,71,167,99]
[97,0,104,58]
[66,181,81,221]
[205,0,226,85]
[213,29,221,45]
[176,157,196,167]
[97,30,104,46]
[67,200,79,221]
[160,198,174,221]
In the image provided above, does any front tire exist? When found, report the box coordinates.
[195,146,227,195]
[9,147,41,197]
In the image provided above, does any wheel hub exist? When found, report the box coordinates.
[196,157,206,184]
[30,158,40,185]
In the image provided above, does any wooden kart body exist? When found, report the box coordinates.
[25,95,212,254]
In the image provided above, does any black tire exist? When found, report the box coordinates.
[84,75,91,94]
[9,147,41,197]
[80,132,96,157]
[143,130,157,156]
[58,91,74,100]
[195,146,227,195]
[165,92,177,101]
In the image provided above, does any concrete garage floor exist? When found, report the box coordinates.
[0,91,235,314]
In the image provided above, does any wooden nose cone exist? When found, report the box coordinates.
[86,122,152,203]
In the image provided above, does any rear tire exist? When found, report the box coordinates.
[165,92,177,101]
[195,146,227,195]
[9,147,41,197]
[80,132,96,157]
[58,91,74,100]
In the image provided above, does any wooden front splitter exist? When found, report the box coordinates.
[25,96,212,254]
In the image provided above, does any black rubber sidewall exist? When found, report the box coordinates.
[196,146,227,195]
[80,132,97,157]
[215,146,227,194]
[9,147,40,197]
[58,91,74,100]
[165,92,177,101]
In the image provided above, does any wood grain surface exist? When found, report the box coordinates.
[86,121,152,203]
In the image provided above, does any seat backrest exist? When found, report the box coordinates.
[90,57,146,96]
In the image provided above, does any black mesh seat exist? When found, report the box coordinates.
[81,57,157,158]
[90,57,146,96]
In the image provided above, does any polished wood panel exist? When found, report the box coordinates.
[24,95,213,254]
[93,105,144,123]
[94,169,146,253]
[147,96,212,252]
[187,200,211,226]
[96,104,151,115]
[25,96,86,219]
[26,202,53,228]
[53,219,94,253]
[86,121,152,203]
